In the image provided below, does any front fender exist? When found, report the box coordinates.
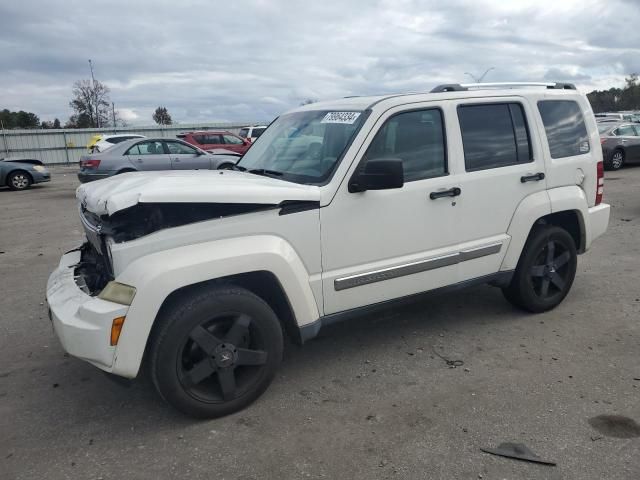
[111,235,319,377]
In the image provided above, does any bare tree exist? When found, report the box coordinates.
[299,98,317,106]
[152,106,173,125]
[68,79,111,128]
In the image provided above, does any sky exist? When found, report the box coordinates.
[1,0,639,125]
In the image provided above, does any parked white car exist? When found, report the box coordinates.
[88,134,146,153]
[47,82,610,418]
[238,125,268,142]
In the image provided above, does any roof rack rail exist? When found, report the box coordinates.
[431,82,577,93]
[430,84,468,93]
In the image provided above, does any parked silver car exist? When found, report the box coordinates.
[0,158,51,190]
[78,137,240,183]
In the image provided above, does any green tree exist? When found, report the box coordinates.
[152,106,172,125]
[53,118,61,129]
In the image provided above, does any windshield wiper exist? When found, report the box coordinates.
[248,168,283,177]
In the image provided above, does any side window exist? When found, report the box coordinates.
[193,135,206,144]
[253,127,266,138]
[614,125,635,136]
[126,141,164,155]
[537,100,590,158]
[458,103,532,171]
[363,108,447,182]
[223,134,244,145]
[239,128,249,138]
[165,141,198,154]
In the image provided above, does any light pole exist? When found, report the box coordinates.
[464,67,495,83]
[88,59,99,128]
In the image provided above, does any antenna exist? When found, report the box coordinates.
[464,67,495,83]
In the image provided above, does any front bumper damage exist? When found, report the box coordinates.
[46,246,128,371]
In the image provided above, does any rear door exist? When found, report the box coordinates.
[630,125,640,162]
[165,140,210,169]
[125,140,171,171]
[448,98,546,280]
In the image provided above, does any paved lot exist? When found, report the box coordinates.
[1,166,639,480]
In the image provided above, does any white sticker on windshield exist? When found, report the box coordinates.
[321,112,361,124]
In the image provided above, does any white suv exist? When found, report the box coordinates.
[238,125,268,142]
[47,82,610,418]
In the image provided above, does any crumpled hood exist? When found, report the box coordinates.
[77,170,321,216]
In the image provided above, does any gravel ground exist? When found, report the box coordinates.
[1,166,639,480]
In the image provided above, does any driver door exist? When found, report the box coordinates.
[165,140,210,170]
[320,105,462,315]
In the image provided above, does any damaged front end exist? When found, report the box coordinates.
[76,200,310,294]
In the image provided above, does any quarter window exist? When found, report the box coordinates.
[363,108,447,182]
[458,103,532,171]
[537,100,590,158]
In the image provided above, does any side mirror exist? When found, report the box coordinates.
[348,158,404,193]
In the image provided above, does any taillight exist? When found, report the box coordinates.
[600,137,606,144]
[80,159,101,169]
[595,160,604,205]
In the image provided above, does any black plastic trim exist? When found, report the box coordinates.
[299,271,514,342]
[430,84,468,93]
[278,200,320,215]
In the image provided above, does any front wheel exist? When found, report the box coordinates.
[7,171,32,190]
[502,225,577,313]
[150,285,283,418]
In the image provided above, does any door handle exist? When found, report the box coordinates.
[429,187,461,200]
[174,158,180,162]
[520,172,545,183]
[136,158,143,163]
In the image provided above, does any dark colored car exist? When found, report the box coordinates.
[598,122,640,170]
[0,158,51,190]
[178,131,251,154]
[77,137,240,183]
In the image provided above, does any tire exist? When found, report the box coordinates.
[502,225,577,313]
[116,169,136,175]
[149,285,284,418]
[218,163,234,170]
[7,171,32,191]
[605,149,625,170]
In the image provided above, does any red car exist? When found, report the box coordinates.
[178,130,251,154]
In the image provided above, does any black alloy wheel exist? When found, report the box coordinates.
[150,286,283,418]
[503,225,577,313]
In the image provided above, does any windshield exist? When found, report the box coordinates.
[597,124,614,134]
[236,110,367,184]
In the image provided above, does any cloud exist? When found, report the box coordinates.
[1,0,638,124]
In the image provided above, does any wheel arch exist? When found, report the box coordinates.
[9,168,34,183]
[110,235,320,378]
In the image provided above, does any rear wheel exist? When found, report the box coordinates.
[502,225,577,313]
[606,149,625,170]
[7,171,32,191]
[150,285,283,418]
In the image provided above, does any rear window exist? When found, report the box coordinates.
[457,103,532,171]
[537,100,590,158]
